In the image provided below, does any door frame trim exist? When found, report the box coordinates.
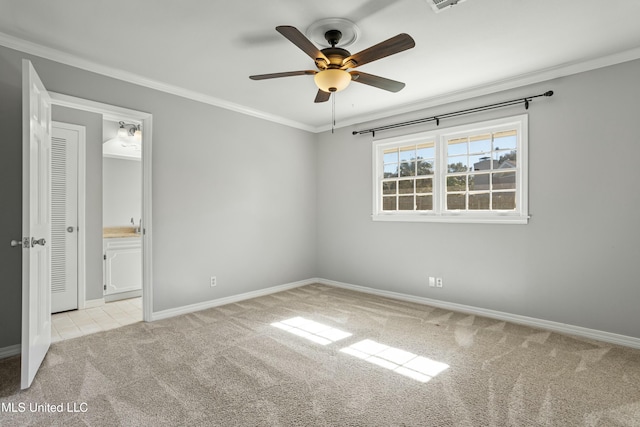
[49,92,153,322]
[51,121,86,311]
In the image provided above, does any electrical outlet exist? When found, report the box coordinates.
[436,277,443,288]
[210,276,217,287]
[429,277,435,287]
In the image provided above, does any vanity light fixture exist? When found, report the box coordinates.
[117,121,142,140]
[104,121,143,159]
[117,122,128,138]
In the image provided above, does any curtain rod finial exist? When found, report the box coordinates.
[544,90,554,97]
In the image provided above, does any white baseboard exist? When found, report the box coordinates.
[316,278,640,350]
[0,344,21,359]
[3,277,635,361]
[150,278,315,321]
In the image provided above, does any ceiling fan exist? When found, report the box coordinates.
[249,25,415,103]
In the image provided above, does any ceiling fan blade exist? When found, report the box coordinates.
[350,71,406,92]
[276,26,329,67]
[250,70,317,80]
[314,89,331,103]
[342,33,415,69]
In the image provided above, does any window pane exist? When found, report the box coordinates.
[448,156,468,173]
[398,196,414,210]
[399,146,415,162]
[382,181,397,195]
[383,196,396,211]
[493,192,516,210]
[400,161,415,177]
[383,149,398,164]
[447,194,465,210]
[469,193,490,210]
[398,180,414,194]
[416,178,432,193]
[493,131,517,151]
[417,143,435,159]
[494,150,517,169]
[492,172,516,190]
[469,134,492,154]
[470,155,492,171]
[416,160,433,176]
[384,164,398,178]
[469,174,490,191]
[447,176,466,192]
[447,138,467,156]
[416,195,432,210]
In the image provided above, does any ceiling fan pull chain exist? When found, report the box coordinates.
[332,93,336,134]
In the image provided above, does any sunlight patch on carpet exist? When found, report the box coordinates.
[271,317,352,345]
[340,339,449,383]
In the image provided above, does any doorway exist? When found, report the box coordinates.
[19,60,152,389]
[49,116,145,342]
[49,92,153,324]
[102,118,143,302]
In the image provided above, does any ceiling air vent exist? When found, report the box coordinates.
[426,0,467,13]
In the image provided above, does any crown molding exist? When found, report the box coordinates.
[0,31,315,133]
[2,31,638,135]
[325,46,640,134]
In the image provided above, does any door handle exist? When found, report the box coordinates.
[31,238,46,247]
[10,239,22,248]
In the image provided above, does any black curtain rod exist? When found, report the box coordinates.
[352,90,554,137]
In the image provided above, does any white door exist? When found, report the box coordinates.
[21,59,52,390]
[51,123,80,313]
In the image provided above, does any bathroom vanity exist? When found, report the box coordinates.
[103,227,142,297]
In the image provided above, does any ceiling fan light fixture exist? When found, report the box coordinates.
[314,69,351,93]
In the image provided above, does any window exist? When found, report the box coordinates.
[372,115,528,224]
[381,141,435,211]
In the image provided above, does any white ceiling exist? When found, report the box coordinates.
[1,0,639,132]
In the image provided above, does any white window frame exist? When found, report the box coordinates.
[372,114,528,224]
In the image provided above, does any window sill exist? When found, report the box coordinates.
[371,213,529,224]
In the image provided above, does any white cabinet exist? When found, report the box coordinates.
[104,237,142,295]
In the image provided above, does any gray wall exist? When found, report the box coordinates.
[51,107,104,301]
[316,59,640,339]
[0,49,23,348]
[103,157,141,227]
[2,41,638,350]
[0,44,317,349]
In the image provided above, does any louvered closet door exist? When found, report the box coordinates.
[51,124,79,313]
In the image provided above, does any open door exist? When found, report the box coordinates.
[21,59,52,389]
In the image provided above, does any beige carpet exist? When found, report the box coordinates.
[1,283,639,426]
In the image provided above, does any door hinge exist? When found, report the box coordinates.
[104,284,106,291]
[103,254,106,260]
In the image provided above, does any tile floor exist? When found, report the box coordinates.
[51,297,142,343]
